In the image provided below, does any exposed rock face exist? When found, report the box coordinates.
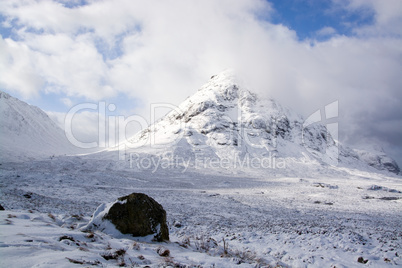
[123,71,400,175]
[104,193,169,241]
[354,149,400,175]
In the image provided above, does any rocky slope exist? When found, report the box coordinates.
[123,71,399,174]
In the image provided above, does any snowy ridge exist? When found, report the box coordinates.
[121,71,399,175]
[353,148,400,174]
[0,90,76,162]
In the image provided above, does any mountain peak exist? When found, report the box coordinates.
[209,69,239,84]
[122,72,400,175]
[0,90,11,100]
[194,69,243,102]
[127,71,310,160]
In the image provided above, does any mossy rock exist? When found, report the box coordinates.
[104,193,169,242]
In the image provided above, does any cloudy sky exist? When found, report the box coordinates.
[0,0,401,165]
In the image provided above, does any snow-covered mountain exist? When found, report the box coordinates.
[1,72,399,174]
[121,71,400,174]
[348,148,400,174]
[0,90,75,162]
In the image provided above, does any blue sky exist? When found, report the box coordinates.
[269,0,375,40]
[0,0,401,164]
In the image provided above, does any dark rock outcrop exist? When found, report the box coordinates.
[85,193,169,242]
[105,193,169,241]
[355,149,400,175]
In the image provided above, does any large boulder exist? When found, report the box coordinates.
[84,193,169,242]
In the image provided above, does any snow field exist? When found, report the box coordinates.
[1,156,401,267]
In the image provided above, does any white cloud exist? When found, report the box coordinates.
[1,0,402,164]
[316,26,337,36]
[61,97,73,107]
[332,0,402,36]
[48,109,106,146]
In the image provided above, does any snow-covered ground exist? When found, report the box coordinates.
[1,155,401,267]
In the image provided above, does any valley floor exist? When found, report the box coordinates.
[0,156,401,267]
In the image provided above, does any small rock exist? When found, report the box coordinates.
[357,257,368,264]
[173,221,182,228]
[157,246,170,257]
[0,204,4,210]
[59,235,75,242]
[379,197,399,201]
[362,196,375,199]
